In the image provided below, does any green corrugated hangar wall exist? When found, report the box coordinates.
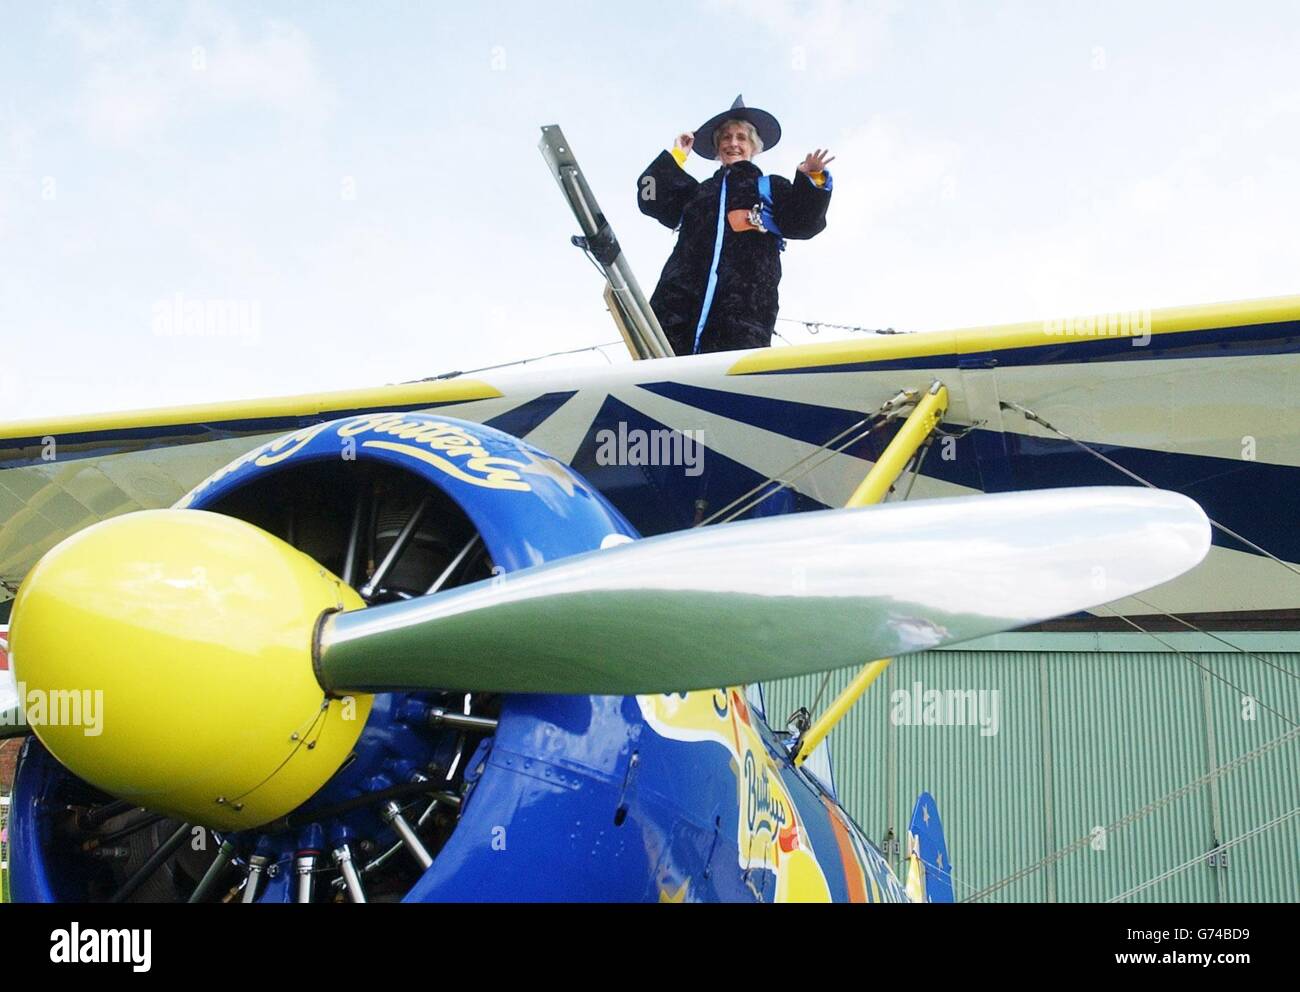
[763,632,1299,903]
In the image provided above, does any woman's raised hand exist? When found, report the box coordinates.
[674,132,694,154]
[798,149,836,174]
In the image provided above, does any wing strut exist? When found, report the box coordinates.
[792,380,949,765]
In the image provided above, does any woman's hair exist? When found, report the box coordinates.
[713,118,763,155]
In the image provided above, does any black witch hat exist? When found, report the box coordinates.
[693,94,782,160]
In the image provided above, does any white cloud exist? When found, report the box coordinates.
[0,111,36,225]
[49,5,144,55]
[1243,88,1300,130]
[6,3,1297,421]
[55,3,333,144]
[769,84,1300,343]
[710,0,899,77]
[187,6,330,121]
[828,115,963,226]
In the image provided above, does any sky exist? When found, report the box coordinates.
[1,0,1298,420]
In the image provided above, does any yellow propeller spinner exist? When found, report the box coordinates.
[9,509,372,831]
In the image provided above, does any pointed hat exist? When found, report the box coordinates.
[692,94,781,159]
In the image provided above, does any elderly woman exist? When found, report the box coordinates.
[637,95,834,356]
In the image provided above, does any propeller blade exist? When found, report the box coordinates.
[317,487,1210,696]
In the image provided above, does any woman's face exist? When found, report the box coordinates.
[716,123,754,165]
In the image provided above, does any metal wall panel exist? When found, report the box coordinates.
[1203,653,1300,903]
[1046,652,1217,903]
[763,646,1300,903]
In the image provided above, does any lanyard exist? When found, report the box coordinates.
[692,174,728,355]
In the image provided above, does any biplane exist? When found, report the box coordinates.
[0,128,1293,903]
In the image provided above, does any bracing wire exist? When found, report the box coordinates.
[1000,399,1300,579]
[1106,806,1300,902]
[964,724,1300,902]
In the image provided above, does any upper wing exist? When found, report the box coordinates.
[0,380,502,604]
[3,292,1298,620]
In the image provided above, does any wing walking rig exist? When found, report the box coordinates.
[0,127,1285,903]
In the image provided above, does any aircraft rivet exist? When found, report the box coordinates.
[290,732,300,741]
[232,803,244,812]
[216,797,227,805]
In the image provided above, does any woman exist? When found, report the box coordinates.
[637,95,834,356]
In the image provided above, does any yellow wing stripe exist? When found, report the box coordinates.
[0,380,502,443]
[727,293,1300,375]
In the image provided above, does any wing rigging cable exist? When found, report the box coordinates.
[775,317,902,336]
[1106,806,1300,903]
[795,421,941,739]
[1000,395,1299,720]
[956,399,1300,902]
[695,388,920,527]
[963,723,1300,902]
[1123,592,1300,685]
[1096,607,1297,727]
[413,340,624,382]
[1000,399,1300,579]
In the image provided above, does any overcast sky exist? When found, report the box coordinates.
[2,0,1297,420]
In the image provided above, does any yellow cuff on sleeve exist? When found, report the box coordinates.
[671,146,688,167]
[810,170,826,187]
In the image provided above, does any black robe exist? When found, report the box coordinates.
[637,151,832,356]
